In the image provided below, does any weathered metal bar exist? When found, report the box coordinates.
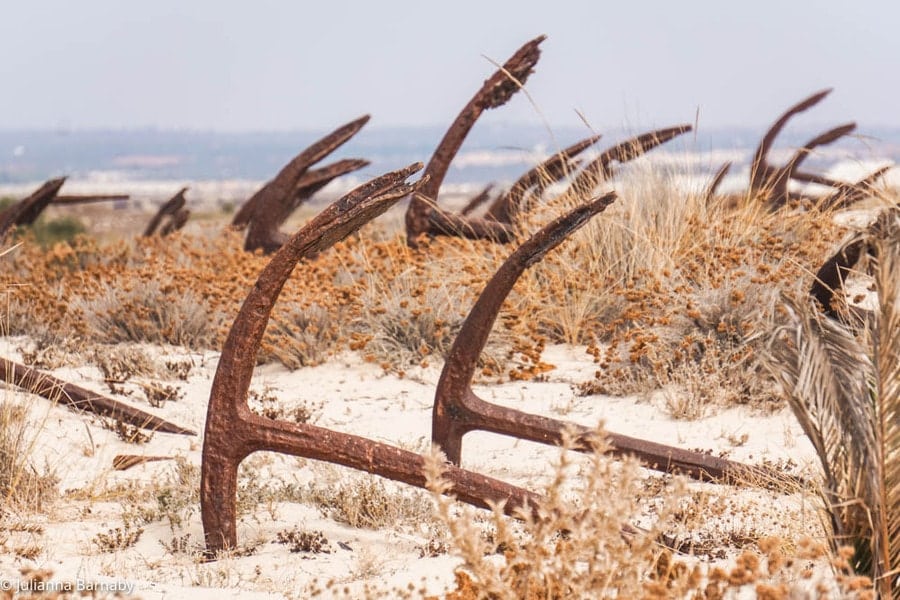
[0,356,195,435]
[427,206,517,243]
[53,194,130,205]
[201,163,542,554]
[143,187,188,237]
[282,158,370,222]
[703,162,732,203]
[818,165,891,211]
[113,455,174,471]
[0,178,67,238]
[232,159,370,231]
[809,236,867,319]
[459,184,496,217]
[791,170,846,188]
[434,193,617,464]
[432,191,798,486]
[159,207,190,236]
[563,126,692,198]
[236,115,369,253]
[749,88,832,193]
[405,36,544,247]
[766,123,856,209]
[484,134,602,223]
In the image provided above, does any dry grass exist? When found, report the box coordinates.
[544,164,843,414]
[0,399,58,513]
[77,278,219,349]
[91,524,144,553]
[421,431,874,599]
[302,470,434,530]
[0,164,844,402]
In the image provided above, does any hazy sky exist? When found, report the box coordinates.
[1,1,897,132]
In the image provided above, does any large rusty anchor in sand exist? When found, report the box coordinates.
[231,116,371,254]
[704,89,888,210]
[200,165,793,554]
[405,36,693,247]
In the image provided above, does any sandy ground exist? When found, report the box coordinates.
[0,335,826,599]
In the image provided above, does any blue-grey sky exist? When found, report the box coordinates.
[0,1,896,132]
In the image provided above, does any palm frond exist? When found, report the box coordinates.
[765,206,900,597]
[766,295,874,547]
[870,215,900,596]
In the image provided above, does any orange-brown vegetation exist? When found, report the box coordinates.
[2,174,849,406]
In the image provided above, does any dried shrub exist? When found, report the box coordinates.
[91,344,157,384]
[159,533,196,556]
[16,333,85,370]
[92,524,143,553]
[304,475,433,530]
[549,163,839,412]
[103,419,152,445]
[262,303,343,369]
[115,457,200,534]
[78,279,220,349]
[275,527,332,554]
[140,382,184,408]
[164,358,193,380]
[357,277,462,367]
[248,386,322,424]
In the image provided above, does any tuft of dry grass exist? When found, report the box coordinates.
[91,524,144,553]
[536,162,843,414]
[275,527,332,554]
[304,474,434,530]
[91,343,157,384]
[424,428,688,598]
[0,399,58,513]
[78,278,220,349]
[263,303,343,369]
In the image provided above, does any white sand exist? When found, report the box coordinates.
[0,337,822,599]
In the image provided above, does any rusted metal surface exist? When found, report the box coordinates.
[294,159,369,198]
[563,126,692,198]
[235,115,370,253]
[0,177,67,239]
[233,158,370,231]
[143,187,188,237]
[432,191,796,485]
[459,184,496,217]
[159,207,190,236]
[765,123,856,210]
[484,134,602,223]
[789,170,845,189]
[426,205,516,243]
[748,89,863,209]
[809,236,866,320]
[749,89,832,193]
[817,165,890,211]
[809,207,899,327]
[113,455,174,471]
[0,356,195,435]
[201,163,542,554]
[405,36,544,247]
[779,165,889,213]
[281,158,370,225]
[704,162,732,203]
